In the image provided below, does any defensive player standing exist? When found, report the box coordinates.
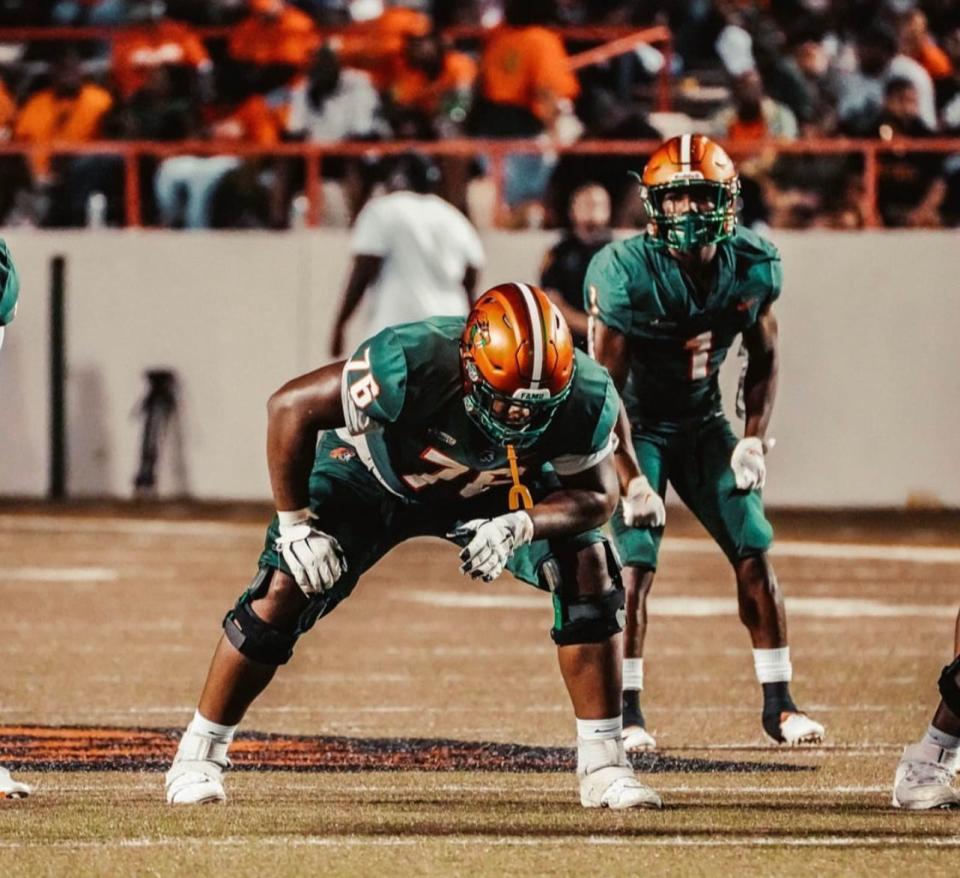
[586,135,825,751]
[166,283,661,810]
[0,238,31,799]
[893,608,960,809]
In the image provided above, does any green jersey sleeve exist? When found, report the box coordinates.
[766,253,783,308]
[548,354,619,476]
[341,327,409,435]
[0,239,20,327]
[584,244,634,336]
[732,227,783,311]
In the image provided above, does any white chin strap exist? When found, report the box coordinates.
[0,325,5,352]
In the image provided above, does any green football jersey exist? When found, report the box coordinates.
[585,227,781,425]
[337,317,618,503]
[0,239,19,327]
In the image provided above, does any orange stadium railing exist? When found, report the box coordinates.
[0,137,958,228]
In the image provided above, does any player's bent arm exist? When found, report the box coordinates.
[528,454,620,540]
[266,362,347,512]
[740,304,779,443]
[590,319,642,492]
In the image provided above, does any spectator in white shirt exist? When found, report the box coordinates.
[838,23,937,132]
[330,151,485,357]
[287,47,386,142]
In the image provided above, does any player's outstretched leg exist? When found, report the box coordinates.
[166,568,307,804]
[0,767,30,799]
[734,554,825,746]
[552,542,661,809]
[893,613,960,810]
[621,565,657,752]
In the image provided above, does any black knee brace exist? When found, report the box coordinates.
[938,655,960,717]
[550,587,626,646]
[549,538,626,646]
[223,567,299,666]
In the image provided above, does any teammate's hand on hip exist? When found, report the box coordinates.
[447,512,534,582]
[275,508,346,596]
[730,437,766,491]
[622,475,666,528]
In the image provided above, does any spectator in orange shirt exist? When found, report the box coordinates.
[14,51,117,226]
[710,70,798,142]
[14,51,114,182]
[898,9,953,82]
[387,30,476,138]
[211,93,287,146]
[112,1,212,101]
[228,0,321,89]
[335,4,431,91]
[469,0,581,138]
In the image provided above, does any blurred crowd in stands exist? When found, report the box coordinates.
[0,0,958,229]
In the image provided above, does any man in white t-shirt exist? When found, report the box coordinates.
[330,152,485,357]
[838,23,937,132]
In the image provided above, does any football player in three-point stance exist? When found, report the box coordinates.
[586,134,825,751]
[0,238,31,799]
[893,608,960,809]
[166,282,662,810]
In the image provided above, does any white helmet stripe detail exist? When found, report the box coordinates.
[680,133,692,172]
[514,282,544,390]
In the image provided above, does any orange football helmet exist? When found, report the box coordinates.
[460,282,575,448]
[638,134,739,250]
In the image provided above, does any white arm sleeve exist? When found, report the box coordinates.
[550,432,615,476]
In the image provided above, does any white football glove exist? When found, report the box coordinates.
[448,511,534,582]
[275,508,346,596]
[622,475,666,528]
[730,437,766,491]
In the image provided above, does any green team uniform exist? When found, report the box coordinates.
[0,239,19,327]
[584,226,782,568]
[245,316,620,636]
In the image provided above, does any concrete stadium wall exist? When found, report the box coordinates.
[1,229,957,507]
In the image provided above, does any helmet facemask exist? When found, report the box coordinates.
[461,355,574,449]
[642,177,739,250]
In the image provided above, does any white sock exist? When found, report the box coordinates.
[189,710,238,742]
[753,647,792,684]
[623,658,644,691]
[924,724,960,753]
[576,716,622,741]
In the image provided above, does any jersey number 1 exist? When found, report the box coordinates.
[686,331,712,380]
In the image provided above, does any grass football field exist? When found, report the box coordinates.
[1,504,958,876]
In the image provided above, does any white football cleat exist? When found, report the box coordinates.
[622,724,657,752]
[577,737,662,810]
[773,711,825,746]
[165,729,230,805]
[0,767,31,799]
[892,742,960,810]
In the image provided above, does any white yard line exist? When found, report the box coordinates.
[1,835,959,850]
[400,590,956,618]
[0,567,118,582]
[33,782,894,795]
